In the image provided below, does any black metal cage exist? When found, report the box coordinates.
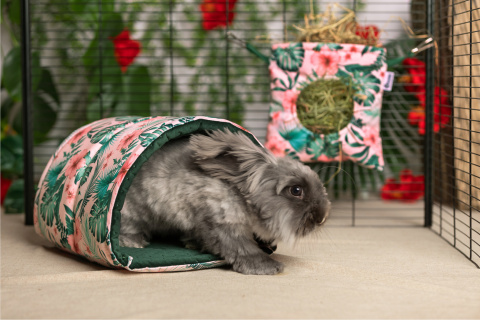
[17,0,478,267]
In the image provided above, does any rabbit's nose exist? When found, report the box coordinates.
[314,208,328,225]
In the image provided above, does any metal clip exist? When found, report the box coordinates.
[411,37,434,54]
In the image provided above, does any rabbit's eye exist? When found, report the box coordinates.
[289,185,303,197]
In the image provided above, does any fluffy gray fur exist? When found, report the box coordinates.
[120,129,330,275]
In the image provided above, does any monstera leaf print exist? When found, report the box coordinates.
[344,121,382,170]
[88,190,112,243]
[278,126,311,152]
[306,133,341,160]
[350,70,381,107]
[273,43,305,72]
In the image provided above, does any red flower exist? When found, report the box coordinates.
[402,58,426,94]
[408,106,425,126]
[407,87,452,135]
[355,25,380,40]
[111,29,141,73]
[1,176,13,205]
[381,169,425,202]
[200,0,237,31]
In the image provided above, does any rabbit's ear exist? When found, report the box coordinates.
[189,130,276,184]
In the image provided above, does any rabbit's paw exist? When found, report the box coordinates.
[232,253,284,275]
[119,233,149,248]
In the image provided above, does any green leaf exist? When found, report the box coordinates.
[122,65,151,117]
[83,35,99,71]
[1,134,23,156]
[33,95,57,144]
[2,47,40,102]
[37,68,60,106]
[87,43,123,100]
[0,134,23,176]
[101,12,124,38]
[4,179,24,214]
[86,92,116,122]
[7,0,21,26]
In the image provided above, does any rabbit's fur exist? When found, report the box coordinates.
[120,129,330,275]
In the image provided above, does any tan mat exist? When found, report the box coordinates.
[1,213,479,319]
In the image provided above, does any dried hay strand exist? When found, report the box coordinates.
[296,78,356,135]
[293,4,380,47]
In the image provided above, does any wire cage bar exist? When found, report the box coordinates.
[17,0,478,267]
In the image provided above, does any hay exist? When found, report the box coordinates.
[293,4,380,47]
[296,78,356,135]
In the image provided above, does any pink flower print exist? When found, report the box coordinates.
[106,151,114,159]
[265,125,290,157]
[69,126,92,145]
[33,206,38,225]
[271,111,281,121]
[350,46,359,53]
[63,184,77,213]
[282,90,299,114]
[68,218,83,254]
[66,184,75,200]
[65,150,89,178]
[310,50,340,76]
[115,155,137,185]
[362,126,382,155]
[117,130,142,151]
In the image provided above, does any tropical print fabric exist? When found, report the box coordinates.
[34,116,252,272]
[265,42,387,170]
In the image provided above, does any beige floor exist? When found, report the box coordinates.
[1,212,480,319]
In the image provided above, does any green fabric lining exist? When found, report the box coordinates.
[111,118,260,270]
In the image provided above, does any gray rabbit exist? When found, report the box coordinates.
[119,129,330,275]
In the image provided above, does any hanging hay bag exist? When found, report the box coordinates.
[265,42,387,170]
[34,116,262,272]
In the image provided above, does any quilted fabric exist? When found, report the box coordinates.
[34,116,259,272]
[265,42,387,170]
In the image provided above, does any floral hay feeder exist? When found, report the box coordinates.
[264,42,388,171]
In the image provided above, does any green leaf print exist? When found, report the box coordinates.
[324,134,341,158]
[306,137,324,156]
[345,64,379,75]
[89,123,126,144]
[313,43,344,51]
[139,132,158,147]
[78,166,93,187]
[351,71,381,107]
[88,190,112,243]
[306,133,340,159]
[273,43,305,72]
[278,126,311,152]
[64,204,75,236]
[93,171,117,200]
[45,164,64,188]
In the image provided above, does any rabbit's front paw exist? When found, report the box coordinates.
[232,253,284,275]
[119,233,149,248]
